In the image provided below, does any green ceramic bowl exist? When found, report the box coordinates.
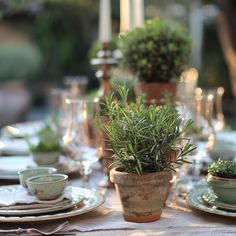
[27,174,68,200]
[18,167,57,191]
[31,152,60,166]
[206,174,236,204]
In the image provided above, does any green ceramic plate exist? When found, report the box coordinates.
[202,192,236,211]
[0,186,104,222]
[186,184,236,218]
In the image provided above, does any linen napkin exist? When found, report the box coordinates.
[0,185,72,207]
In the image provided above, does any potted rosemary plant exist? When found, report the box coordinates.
[207,159,236,204]
[121,18,191,103]
[99,85,195,222]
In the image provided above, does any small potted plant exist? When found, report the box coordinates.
[28,139,62,166]
[99,85,195,222]
[26,125,62,166]
[207,159,236,204]
[121,18,191,103]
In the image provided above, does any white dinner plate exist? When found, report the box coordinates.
[0,186,104,222]
[1,121,44,138]
[0,156,80,180]
[0,185,84,216]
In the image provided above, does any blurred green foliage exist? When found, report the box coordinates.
[0,42,42,82]
[0,0,99,89]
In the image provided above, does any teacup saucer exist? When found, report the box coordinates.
[201,191,236,211]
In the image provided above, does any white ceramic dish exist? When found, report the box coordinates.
[0,186,104,222]
[0,185,84,216]
[1,121,44,138]
[0,156,80,180]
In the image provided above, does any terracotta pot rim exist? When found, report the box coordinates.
[207,174,236,182]
[111,168,172,176]
[136,81,177,85]
[110,168,172,185]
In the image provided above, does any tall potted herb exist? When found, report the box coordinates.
[121,18,191,103]
[99,86,195,222]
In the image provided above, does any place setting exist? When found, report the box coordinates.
[0,170,104,223]
[186,159,236,218]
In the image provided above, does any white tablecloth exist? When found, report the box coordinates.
[0,169,235,236]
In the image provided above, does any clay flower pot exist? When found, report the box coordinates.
[135,82,177,104]
[110,168,172,222]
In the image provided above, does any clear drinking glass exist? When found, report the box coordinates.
[191,88,216,177]
[63,98,100,188]
[50,88,73,138]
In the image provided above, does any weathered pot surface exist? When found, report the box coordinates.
[110,168,172,222]
[135,82,177,104]
[206,174,236,204]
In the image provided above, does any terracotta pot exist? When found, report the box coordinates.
[110,168,172,222]
[135,82,177,104]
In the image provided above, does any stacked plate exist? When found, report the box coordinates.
[186,184,236,218]
[0,185,104,222]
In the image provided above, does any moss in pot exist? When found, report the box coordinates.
[27,139,62,166]
[99,85,195,222]
[207,159,236,204]
[120,18,191,103]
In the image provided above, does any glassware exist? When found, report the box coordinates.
[50,88,72,138]
[63,98,100,188]
[64,76,88,97]
[212,87,225,132]
[191,88,216,177]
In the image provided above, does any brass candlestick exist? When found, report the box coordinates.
[91,42,117,97]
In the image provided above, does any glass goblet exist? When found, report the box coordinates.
[63,98,100,188]
[192,88,216,177]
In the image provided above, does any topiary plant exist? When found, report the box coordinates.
[120,18,191,83]
[99,85,195,174]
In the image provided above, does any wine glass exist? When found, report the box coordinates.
[50,88,73,138]
[63,98,100,188]
[191,88,216,177]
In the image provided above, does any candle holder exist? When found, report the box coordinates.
[91,42,117,97]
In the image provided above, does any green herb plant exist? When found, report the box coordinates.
[99,85,195,174]
[28,139,62,153]
[25,125,62,153]
[36,124,56,140]
[121,18,191,83]
[208,159,236,178]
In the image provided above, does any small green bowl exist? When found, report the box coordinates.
[206,174,236,204]
[27,174,68,200]
[31,152,60,166]
[18,167,57,191]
